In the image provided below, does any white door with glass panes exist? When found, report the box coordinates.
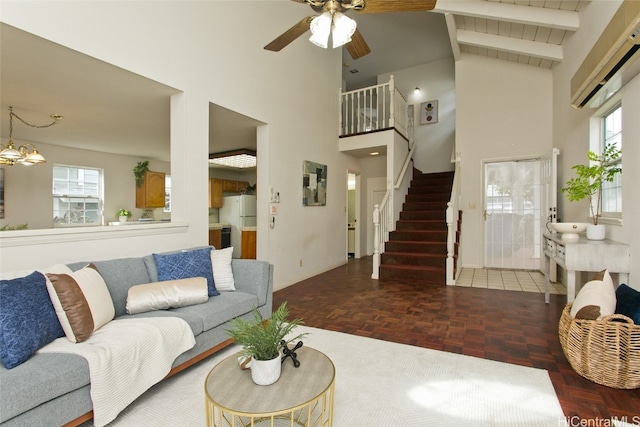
[484,159,542,270]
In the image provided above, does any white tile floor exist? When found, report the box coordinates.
[456,268,567,296]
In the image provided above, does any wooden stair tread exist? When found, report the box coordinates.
[378,170,460,285]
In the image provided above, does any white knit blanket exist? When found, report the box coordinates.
[38,317,195,427]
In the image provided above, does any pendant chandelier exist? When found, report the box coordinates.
[0,106,62,166]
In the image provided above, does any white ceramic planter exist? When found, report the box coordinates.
[249,355,281,385]
[119,216,128,222]
[586,224,605,240]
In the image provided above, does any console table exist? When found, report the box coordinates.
[543,232,630,304]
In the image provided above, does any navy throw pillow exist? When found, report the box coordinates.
[615,284,640,325]
[0,271,65,369]
[153,247,218,296]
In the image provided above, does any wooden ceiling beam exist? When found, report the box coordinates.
[433,0,580,32]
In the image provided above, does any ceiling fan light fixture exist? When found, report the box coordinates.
[309,12,332,48]
[332,12,356,48]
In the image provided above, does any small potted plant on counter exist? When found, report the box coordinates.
[227,302,307,385]
[117,209,132,223]
[561,143,621,240]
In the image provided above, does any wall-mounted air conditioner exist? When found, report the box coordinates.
[570,0,640,109]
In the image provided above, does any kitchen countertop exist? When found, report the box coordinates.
[242,227,257,232]
[209,223,231,229]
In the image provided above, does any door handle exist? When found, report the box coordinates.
[483,210,490,221]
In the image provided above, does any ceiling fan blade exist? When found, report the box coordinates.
[264,16,314,52]
[345,29,371,60]
[354,0,437,13]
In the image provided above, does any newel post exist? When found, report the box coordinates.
[338,87,343,136]
[388,75,395,128]
[446,201,455,285]
[372,203,380,279]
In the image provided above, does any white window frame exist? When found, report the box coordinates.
[52,164,104,227]
[589,99,622,225]
[164,175,171,213]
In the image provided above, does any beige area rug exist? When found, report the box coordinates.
[89,326,568,426]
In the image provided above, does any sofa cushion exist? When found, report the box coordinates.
[47,265,115,343]
[212,247,235,291]
[126,277,208,314]
[120,310,205,336]
[0,352,89,423]
[153,247,219,296]
[0,272,65,369]
[175,291,259,331]
[615,284,640,324]
[570,269,616,320]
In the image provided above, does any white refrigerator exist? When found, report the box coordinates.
[219,195,257,258]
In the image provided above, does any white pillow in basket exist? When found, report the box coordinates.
[570,270,616,320]
[211,247,235,291]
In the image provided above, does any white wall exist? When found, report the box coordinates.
[456,55,553,268]
[0,1,348,291]
[379,59,456,174]
[551,0,639,288]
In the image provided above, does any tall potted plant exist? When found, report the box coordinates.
[561,143,621,240]
[227,302,307,385]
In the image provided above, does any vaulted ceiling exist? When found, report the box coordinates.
[343,0,583,89]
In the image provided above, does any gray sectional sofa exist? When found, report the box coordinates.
[0,248,273,427]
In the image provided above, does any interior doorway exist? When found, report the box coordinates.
[483,158,542,270]
[347,172,361,259]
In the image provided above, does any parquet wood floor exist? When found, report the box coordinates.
[274,256,640,424]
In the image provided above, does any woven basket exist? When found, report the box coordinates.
[558,303,640,389]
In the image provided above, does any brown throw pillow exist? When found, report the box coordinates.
[46,264,115,343]
[574,305,601,320]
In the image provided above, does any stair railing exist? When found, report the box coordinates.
[446,153,462,285]
[339,75,408,139]
[372,142,416,279]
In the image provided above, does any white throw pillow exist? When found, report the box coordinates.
[211,247,235,291]
[46,264,115,343]
[570,270,616,320]
[126,277,208,314]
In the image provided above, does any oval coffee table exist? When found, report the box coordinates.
[205,346,335,427]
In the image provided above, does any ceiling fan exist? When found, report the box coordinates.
[264,0,437,60]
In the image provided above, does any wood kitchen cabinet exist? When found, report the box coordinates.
[221,179,250,193]
[209,178,223,208]
[209,229,222,248]
[136,170,166,208]
[241,230,256,259]
[236,181,249,193]
[222,179,238,192]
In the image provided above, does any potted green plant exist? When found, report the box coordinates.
[133,161,149,187]
[227,302,307,385]
[117,209,132,222]
[561,143,621,240]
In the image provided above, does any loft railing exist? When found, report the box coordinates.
[371,142,416,279]
[446,153,462,285]
[339,75,408,139]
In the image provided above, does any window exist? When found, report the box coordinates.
[599,105,622,217]
[164,175,171,213]
[53,165,103,226]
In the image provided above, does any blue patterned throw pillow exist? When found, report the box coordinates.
[153,247,218,296]
[0,271,65,369]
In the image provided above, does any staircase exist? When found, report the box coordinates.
[379,170,456,285]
